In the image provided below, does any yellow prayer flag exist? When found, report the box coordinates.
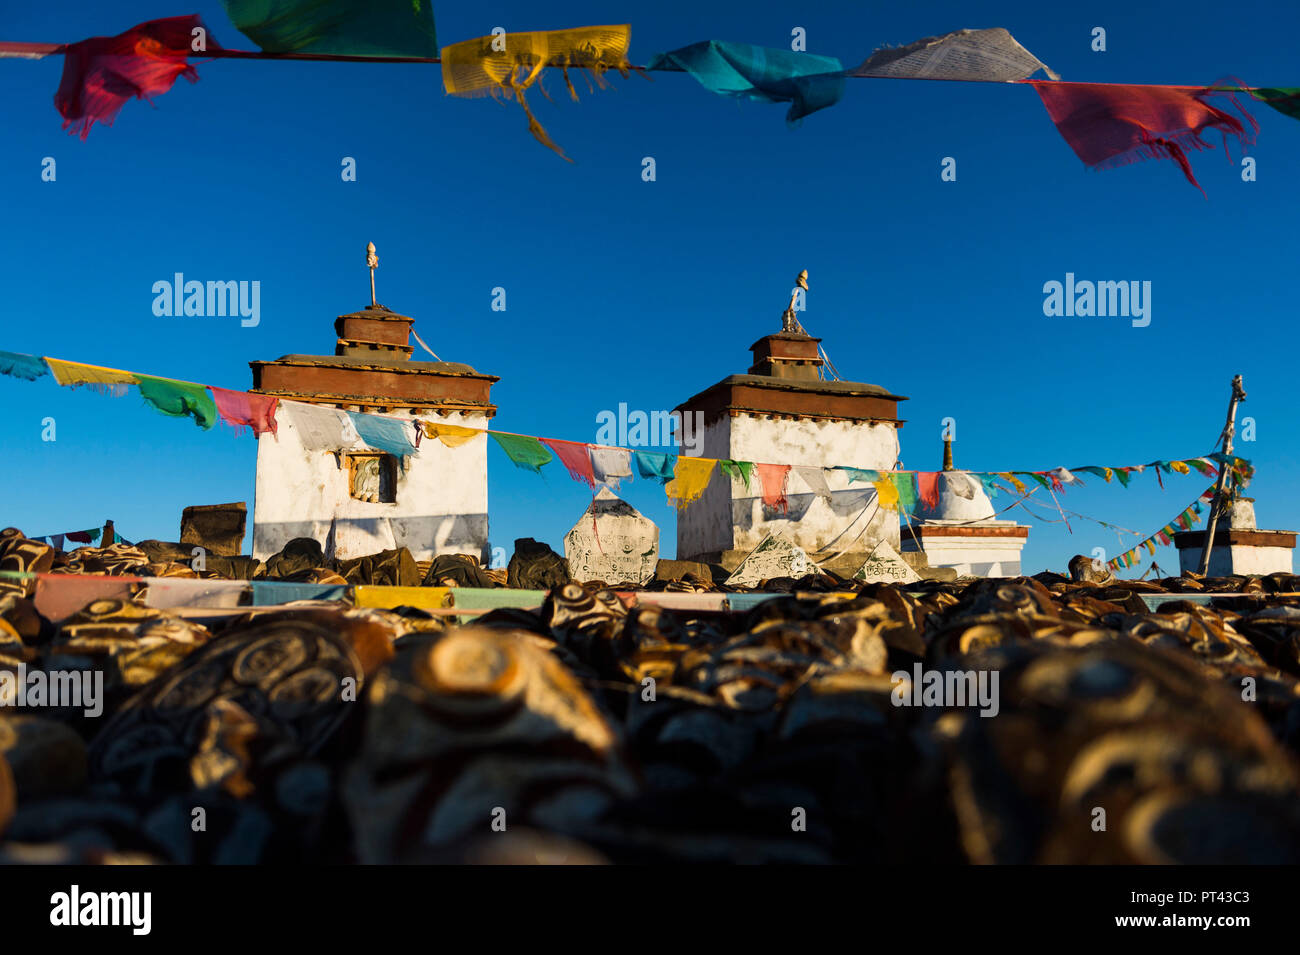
[441,25,632,160]
[45,358,139,395]
[666,457,717,509]
[998,471,1026,494]
[424,422,482,448]
[872,478,899,511]
[1168,460,1190,475]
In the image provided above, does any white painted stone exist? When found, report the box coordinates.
[678,414,900,561]
[854,540,921,583]
[725,534,822,587]
[252,405,489,562]
[563,488,659,585]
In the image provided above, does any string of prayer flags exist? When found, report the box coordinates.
[590,446,633,489]
[349,412,417,460]
[209,387,278,436]
[1074,465,1113,483]
[1107,487,1215,569]
[647,41,846,124]
[850,27,1057,82]
[634,451,677,485]
[423,422,481,447]
[441,25,632,160]
[55,15,215,139]
[756,463,792,513]
[793,466,833,502]
[1030,80,1259,195]
[0,350,49,382]
[490,433,553,474]
[666,457,717,508]
[222,0,438,58]
[720,459,754,489]
[136,375,218,429]
[45,358,138,397]
[540,438,597,488]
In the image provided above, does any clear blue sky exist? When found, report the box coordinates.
[1,0,1297,575]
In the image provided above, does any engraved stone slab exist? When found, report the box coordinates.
[853,540,922,584]
[725,534,821,587]
[564,489,659,585]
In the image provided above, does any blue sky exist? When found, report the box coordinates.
[1,0,1296,575]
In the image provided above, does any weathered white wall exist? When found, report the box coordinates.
[1177,544,1294,577]
[252,407,489,562]
[677,414,900,560]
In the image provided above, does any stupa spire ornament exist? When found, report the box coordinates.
[366,241,379,307]
[781,269,809,334]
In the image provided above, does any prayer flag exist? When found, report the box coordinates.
[851,28,1056,82]
[794,466,833,501]
[284,401,357,451]
[442,25,632,160]
[491,433,554,474]
[634,451,677,484]
[756,463,792,513]
[210,386,278,436]
[349,412,417,459]
[872,477,899,512]
[540,438,596,487]
[423,422,482,447]
[0,351,49,382]
[222,0,437,57]
[1030,80,1258,195]
[1248,87,1300,121]
[590,446,633,489]
[839,467,880,485]
[648,40,845,124]
[56,15,215,139]
[666,457,717,508]
[46,358,138,397]
[891,472,918,514]
[720,459,754,489]
[136,375,217,429]
[916,471,940,509]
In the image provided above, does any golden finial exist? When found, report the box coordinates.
[366,242,379,307]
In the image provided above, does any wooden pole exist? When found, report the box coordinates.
[1197,374,1246,576]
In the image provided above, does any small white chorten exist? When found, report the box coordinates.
[898,438,1029,578]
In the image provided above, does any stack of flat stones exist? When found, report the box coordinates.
[2,517,1300,863]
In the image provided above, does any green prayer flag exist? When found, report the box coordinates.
[136,376,217,429]
[890,472,918,514]
[490,432,553,474]
[222,0,438,58]
[720,459,754,489]
[1248,87,1300,120]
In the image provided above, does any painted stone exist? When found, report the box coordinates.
[563,489,659,586]
[725,534,822,587]
[853,540,921,584]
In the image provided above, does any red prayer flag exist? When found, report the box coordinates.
[55,15,217,139]
[917,472,940,509]
[210,387,279,436]
[1030,81,1257,195]
[539,438,596,488]
[756,463,791,514]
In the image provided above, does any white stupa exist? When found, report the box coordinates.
[898,438,1029,578]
